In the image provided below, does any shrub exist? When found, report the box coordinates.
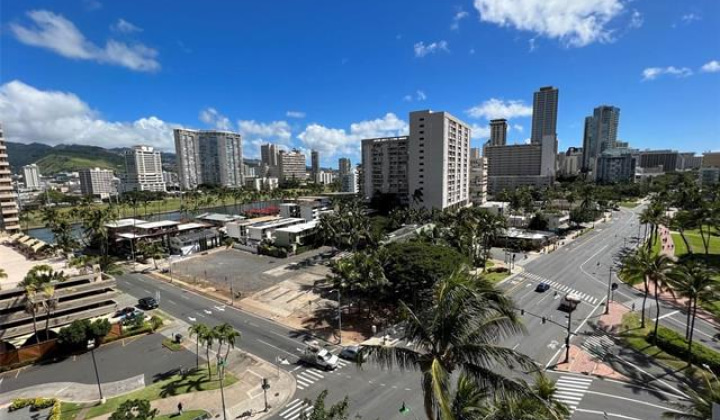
[150,315,164,332]
[648,326,720,373]
[9,397,57,412]
[32,397,55,409]
[9,398,32,411]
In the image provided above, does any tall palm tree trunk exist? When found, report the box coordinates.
[206,345,212,379]
[687,296,699,363]
[641,277,649,328]
[653,280,661,343]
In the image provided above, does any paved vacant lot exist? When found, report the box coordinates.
[171,247,332,294]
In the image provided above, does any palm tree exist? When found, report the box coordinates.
[663,375,720,419]
[670,210,696,255]
[666,262,719,357]
[213,323,241,361]
[188,323,210,371]
[621,247,672,336]
[360,269,533,420]
[138,241,166,270]
[200,326,216,378]
[24,284,40,341]
[41,284,57,341]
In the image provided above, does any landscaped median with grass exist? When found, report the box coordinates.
[59,367,237,420]
[670,229,720,319]
[618,200,639,208]
[619,313,719,381]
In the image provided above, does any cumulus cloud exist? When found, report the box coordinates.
[701,60,720,73]
[404,90,427,102]
[451,10,469,30]
[513,124,524,132]
[238,120,292,143]
[111,18,142,33]
[629,10,643,29]
[642,66,693,81]
[10,10,159,72]
[298,113,408,159]
[286,111,306,118]
[414,40,449,57]
[466,98,533,120]
[199,108,231,130]
[473,0,625,47]
[681,13,701,23]
[470,124,490,139]
[0,80,176,150]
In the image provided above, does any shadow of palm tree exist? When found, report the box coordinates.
[160,379,181,398]
[153,368,181,383]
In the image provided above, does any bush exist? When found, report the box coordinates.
[9,398,32,411]
[58,319,114,350]
[258,243,289,258]
[9,397,57,412]
[648,326,720,373]
[150,315,164,332]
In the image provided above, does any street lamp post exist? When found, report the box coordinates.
[605,267,613,315]
[564,309,573,364]
[261,378,271,412]
[217,355,228,420]
[87,339,105,404]
[336,289,342,345]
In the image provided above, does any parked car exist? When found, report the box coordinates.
[339,345,365,362]
[122,309,145,325]
[535,282,551,293]
[115,306,136,318]
[138,297,158,310]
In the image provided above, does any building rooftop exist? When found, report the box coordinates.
[136,220,181,229]
[250,217,305,230]
[230,215,280,227]
[178,222,210,231]
[275,220,318,234]
[195,212,244,222]
[105,218,147,228]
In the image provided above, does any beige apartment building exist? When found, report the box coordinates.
[361,136,409,203]
[484,140,556,193]
[123,145,166,192]
[278,150,307,182]
[408,110,471,211]
[469,148,487,205]
[80,168,116,198]
[174,129,243,189]
[0,125,20,234]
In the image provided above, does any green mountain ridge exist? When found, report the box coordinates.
[7,142,177,175]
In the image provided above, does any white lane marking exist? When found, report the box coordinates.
[574,408,646,420]
[204,309,212,315]
[280,399,303,417]
[584,390,681,411]
[653,310,679,321]
[304,370,324,379]
[167,299,177,305]
[187,316,196,322]
[257,339,296,357]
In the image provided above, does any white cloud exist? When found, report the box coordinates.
[629,10,643,29]
[286,111,306,118]
[642,66,693,81]
[414,40,449,57]
[451,10,469,30]
[529,38,537,52]
[404,90,427,102]
[199,108,231,130]
[298,113,408,159]
[470,124,490,139]
[403,94,413,102]
[701,60,720,73]
[466,98,533,120]
[681,13,701,23]
[111,18,142,33]
[473,0,625,47]
[10,10,159,72]
[513,124,524,132]
[238,120,292,143]
[0,80,176,150]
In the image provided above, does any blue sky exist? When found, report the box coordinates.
[1,0,718,167]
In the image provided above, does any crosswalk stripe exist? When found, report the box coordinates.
[282,402,309,419]
[288,406,313,420]
[280,400,304,417]
[296,378,313,387]
[304,370,324,379]
[557,377,592,384]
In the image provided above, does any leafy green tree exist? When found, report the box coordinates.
[58,319,92,350]
[528,212,549,231]
[137,241,166,270]
[109,399,158,420]
[360,270,532,420]
[299,390,353,420]
[213,323,241,361]
[621,247,672,335]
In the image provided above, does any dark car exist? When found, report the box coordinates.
[138,297,158,310]
[339,345,365,362]
[535,282,551,293]
[115,306,136,318]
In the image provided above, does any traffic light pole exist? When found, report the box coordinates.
[605,267,613,315]
[564,309,573,364]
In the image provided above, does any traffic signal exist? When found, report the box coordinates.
[541,317,546,324]
[399,402,410,414]
[520,309,525,315]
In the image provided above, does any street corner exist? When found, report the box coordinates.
[597,301,631,334]
[551,344,628,381]
[228,351,297,419]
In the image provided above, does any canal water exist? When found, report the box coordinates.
[27,200,281,243]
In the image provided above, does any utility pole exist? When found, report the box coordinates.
[262,378,271,412]
[337,289,342,345]
[218,356,228,420]
[87,339,105,403]
[605,267,613,315]
[564,310,573,364]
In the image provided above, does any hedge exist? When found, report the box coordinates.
[648,326,720,373]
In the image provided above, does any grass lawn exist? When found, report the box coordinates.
[484,271,510,284]
[618,200,639,208]
[60,368,236,420]
[162,338,184,352]
[672,230,720,256]
[156,410,209,420]
[619,313,715,384]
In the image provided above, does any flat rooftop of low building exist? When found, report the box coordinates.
[503,228,556,240]
[229,215,280,227]
[105,218,147,228]
[249,217,305,230]
[136,220,181,229]
[480,201,509,207]
[275,220,318,233]
[178,222,210,231]
[195,212,244,222]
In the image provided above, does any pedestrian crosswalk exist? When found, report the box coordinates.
[521,272,600,305]
[553,375,593,414]
[280,399,312,420]
[294,358,351,390]
[582,332,614,359]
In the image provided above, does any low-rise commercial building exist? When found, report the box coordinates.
[226,216,280,244]
[274,220,319,250]
[247,218,305,245]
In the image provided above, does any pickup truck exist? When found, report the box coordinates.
[300,343,339,371]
